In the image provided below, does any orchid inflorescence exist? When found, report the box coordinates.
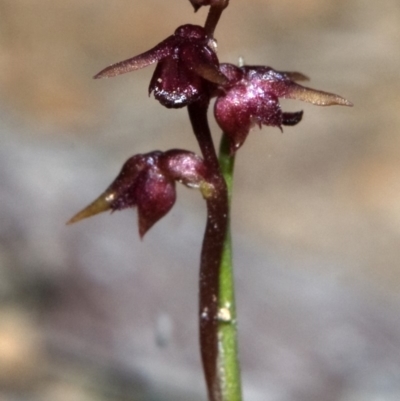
[69,2,351,401]
[70,22,350,228]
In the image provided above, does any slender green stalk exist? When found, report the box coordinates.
[217,133,243,401]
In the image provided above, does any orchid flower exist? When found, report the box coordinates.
[95,24,227,108]
[214,63,353,152]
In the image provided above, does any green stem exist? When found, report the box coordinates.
[217,133,243,401]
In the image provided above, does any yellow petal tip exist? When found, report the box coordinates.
[66,193,111,225]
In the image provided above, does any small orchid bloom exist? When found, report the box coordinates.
[67,150,209,237]
[94,24,228,108]
[214,63,353,153]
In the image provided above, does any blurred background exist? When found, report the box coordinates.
[1,0,400,400]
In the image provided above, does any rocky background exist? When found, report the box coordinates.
[1,1,400,400]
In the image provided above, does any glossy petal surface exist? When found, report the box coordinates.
[214,63,352,152]
[135,170,176,238]
[95,24,225,108]
[94,39,172,79]
[68,150,209,235]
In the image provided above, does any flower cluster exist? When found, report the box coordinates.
[71,18,351,234]
[68,150,209,237]
[95,24,351,150]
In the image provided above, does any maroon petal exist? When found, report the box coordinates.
[214,86,253,152]
[94,37,173,79]
[149,56,203,108]
[135,170,176,238]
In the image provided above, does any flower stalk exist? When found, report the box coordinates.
[204,0,230,36]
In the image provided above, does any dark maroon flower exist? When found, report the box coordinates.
[67,150,210,237]
[214,63,353,153]
[94,25,228,108]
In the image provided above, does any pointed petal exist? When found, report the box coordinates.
[94,38,173,79]
[136,172,176,238]
[283,83,353,106]
[66,191,112,225]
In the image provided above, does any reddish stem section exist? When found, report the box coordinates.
[188,102,228,401]
[204,0,230,36]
